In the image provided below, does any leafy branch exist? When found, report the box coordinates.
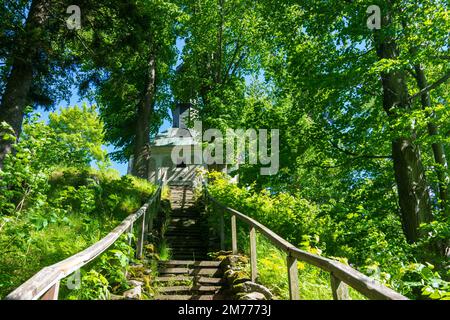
[409,71,450,102]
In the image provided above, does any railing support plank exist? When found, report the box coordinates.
[41,281,60,300]
[136,209,146,259]
[147,201,154,235]
[250,226,258,282]
[127,222,134,247]
[231,214,237,254]
[220,208,225,251]
[287,255,299,300]
[330,272,350,300]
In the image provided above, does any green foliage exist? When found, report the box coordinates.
[0,0,79,110]
[1,0,448,302]
[0,106,156,299]
[64,237,135,300]
[0,105,106,216]
[206,172,450,299]
[47,104,108,167]
[207,171,328,250]
[0,167,155,298]
[396,263,450,300]
[65,270,111,300]
[48,167,156,218]
[158,239,172,261]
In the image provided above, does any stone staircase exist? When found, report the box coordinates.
[155,260,226,300]
[155,186,226,300]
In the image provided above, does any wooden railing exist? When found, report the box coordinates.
[203,184,408,300]
[5,184,162,300]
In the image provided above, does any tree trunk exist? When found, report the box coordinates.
[413,64,449,215]
[374,11,433,243]
[132,52,157,179]
[392,138,433,242]
[0,0,49,169]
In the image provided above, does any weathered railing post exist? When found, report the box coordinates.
[157,187,162,211]
[220,207,225,251]
[330,273,350,300]
[231,213,238,254]
[287,254,300,300]
[147,201,154,235]
[127,222,134,247]
[249,226,257,282]
[41,281,60,300]
[136,208,146,259]
[204,186,208,209]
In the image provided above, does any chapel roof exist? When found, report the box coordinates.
[151,127,200,147]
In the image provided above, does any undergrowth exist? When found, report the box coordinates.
[205,171,450,300]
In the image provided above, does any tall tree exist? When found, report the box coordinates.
[372,2,433,242]
[76,0,181,178]
[174,0,263,130]
[257,0,449,245]
[0,0,80,169]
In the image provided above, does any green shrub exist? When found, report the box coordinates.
[0,107,157,299]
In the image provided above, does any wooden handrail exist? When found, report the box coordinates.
[6,184,163,300]
[204,184,408,300]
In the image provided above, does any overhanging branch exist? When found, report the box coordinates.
[409,71,450,102]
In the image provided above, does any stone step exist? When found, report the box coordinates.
[168,221,203,225]
[171,206,196,209]
[170,216,199,220]
[170,205,196,208]
[155,276,224,285]
[165,230,204,235]
[170,255,209,261]
[170,208,197,212]
[158,268,222,276]
[167,223,205,231]
[167,225,203,229]
[166,230,204,235]
[166,225,204,229]
[166,239,208,244]
[168,225,202,229]
[165,234,205,238]
[159,260,221,268]
[170,251,209,256]
[170,215,201,219]
[169,252,208,255]
[158,285,222,294]
[169,218,201,223]
[171,201,197,204]
[167,243,208,248]
[169,247,208,251]
[165,235,205,240]
[169,245,208,249]
[169,254,209,259]
[165,232,205,236]
[165,235,205,239]
[155,294,225,300]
